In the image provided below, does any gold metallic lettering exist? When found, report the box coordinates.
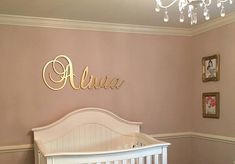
[80,66,90,89]
[42,55,124,91]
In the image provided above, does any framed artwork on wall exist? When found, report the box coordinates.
[202,54,220,82]
[202,92,220,118]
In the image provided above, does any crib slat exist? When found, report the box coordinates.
[130,158,135,164]
[122,159,127,164]
[105,161,110,164]
[146,155,151,164]
[154,154,159,164]
[114,160,119,164]
[162,147,167,164]
[138,157,143,164]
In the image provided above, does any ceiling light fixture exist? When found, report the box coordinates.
[154,0,233,25]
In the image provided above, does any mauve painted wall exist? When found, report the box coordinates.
[1,22,234,164]
[192,138,235,164]
[164,138,192,164]
[0,25,192,146]
[0,151,34,164]
[192,23,235,137]
[191,23,235,164]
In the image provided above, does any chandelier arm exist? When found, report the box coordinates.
[219,0,229,2]
[156,0,179,9]
[154,0,232,25]
[202,0,212,6]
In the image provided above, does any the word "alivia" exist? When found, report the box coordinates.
[43,55,124,91]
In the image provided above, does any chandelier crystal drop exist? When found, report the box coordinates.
[179,11,185,22]
[164,9,169,22]
[154,0,233,25]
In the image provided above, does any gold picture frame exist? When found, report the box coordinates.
[202,54,220,82]
[202,92,220,118]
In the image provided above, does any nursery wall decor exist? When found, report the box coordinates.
[202,92,220,118]
[42,55,125,91]
[202,54,220,82]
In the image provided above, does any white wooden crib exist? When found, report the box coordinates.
[32,107,170,164]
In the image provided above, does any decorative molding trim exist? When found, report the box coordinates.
[151,132,235,144]
[191,132,235,144]
[0,13,234,36]
[150,132,192,139]
[0,14,192,36]
[0,13,235,36]
[191,11,235,36]
[0,144,33,153]
[0,132,234,154]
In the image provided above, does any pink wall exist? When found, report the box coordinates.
[192,23,235,137]
[0,151,34,164]
[0,22,234,164]
[191,23,235,164]
[0,25,192,146]
[192,138,235,164]
[165,138,192,164]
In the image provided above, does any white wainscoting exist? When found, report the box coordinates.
[151,132,235,144]
[0,144,33,153]
[150,132,192,139]
[1,132,235,154]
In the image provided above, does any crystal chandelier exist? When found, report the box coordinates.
[155,0,233,25]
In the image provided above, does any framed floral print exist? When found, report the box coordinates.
[202,92,220,118]
[202,54,220,82]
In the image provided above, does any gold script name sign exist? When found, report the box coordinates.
[43,55,124,91]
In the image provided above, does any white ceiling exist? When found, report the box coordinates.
[0,0,234,28]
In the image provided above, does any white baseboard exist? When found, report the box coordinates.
[0,132,234,154]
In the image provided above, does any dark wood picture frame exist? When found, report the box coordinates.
[202,54,220,82]
[202,92,220,118]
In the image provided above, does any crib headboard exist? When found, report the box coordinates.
[32,107,142,143]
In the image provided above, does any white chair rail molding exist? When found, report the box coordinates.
[1,131,234,153]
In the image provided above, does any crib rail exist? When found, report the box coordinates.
[44,144,169,164]
[33,108,170,164]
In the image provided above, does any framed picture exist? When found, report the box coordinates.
[202,92,220,118]
[202,54,220,82]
